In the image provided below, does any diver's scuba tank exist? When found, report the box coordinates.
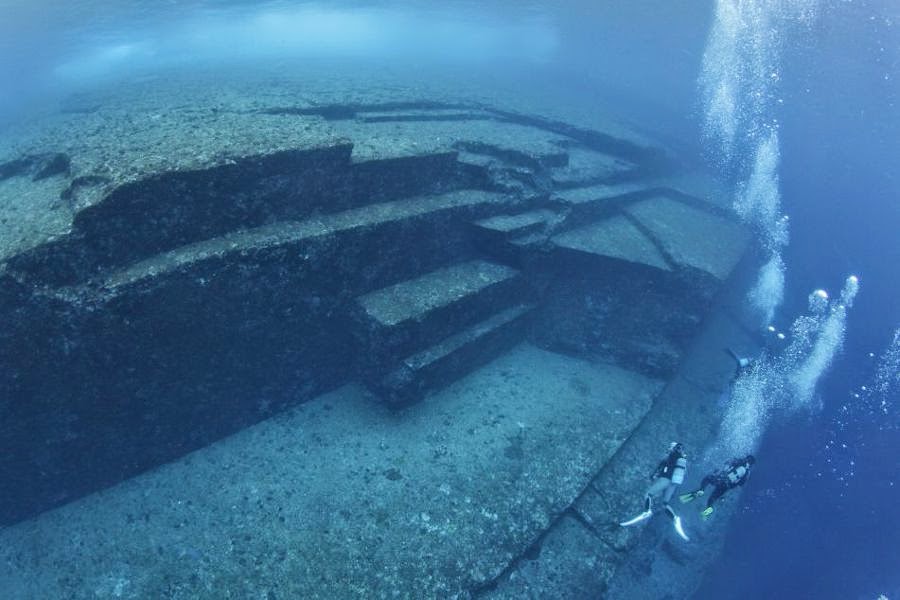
[726,463,748,485]
[671,454,687,485]
[665,442,687,484]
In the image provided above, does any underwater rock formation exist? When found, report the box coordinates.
[0,74,752,597]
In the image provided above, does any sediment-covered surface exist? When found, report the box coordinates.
[0,344,659,599]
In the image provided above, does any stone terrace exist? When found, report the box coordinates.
[0,70,753,596]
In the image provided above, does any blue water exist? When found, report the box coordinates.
[695,2,900,597]
[697,2,899,597]
[2,1,898,598]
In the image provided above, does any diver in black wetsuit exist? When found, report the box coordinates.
[680,455,755,519]
[646,442,688,509]
[619,443,691,541]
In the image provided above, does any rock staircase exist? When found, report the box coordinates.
[354,259,534,403]
[0,97,750,528]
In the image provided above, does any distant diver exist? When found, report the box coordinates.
[725,347,754,381]
[620,442,690,541]
[679,455,755,519]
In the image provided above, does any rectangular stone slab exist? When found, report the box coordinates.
[553,182,652,206]
[649,170,734,212]
[356,259,519,327]
[624,196,751,280]
[552,214,671,271]
[474,210,555,237]
[404,303,531,372]
[0,344,661,598]
[100,189,507,291]
[333,119,571,166]
[374,304,535,404]
[550,147,637,188]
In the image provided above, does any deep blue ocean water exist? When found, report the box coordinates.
[695,4,899,597]
[1,1,897,598]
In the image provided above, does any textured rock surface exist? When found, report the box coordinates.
[552,214,671,271]
[357,259,519,328]
[625,195,751,280]
[0,345,659,599]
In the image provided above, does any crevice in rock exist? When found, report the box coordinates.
[621,210,680,271]
[259,100,468,120]
[360,113,493,124]
[566,504,621,552]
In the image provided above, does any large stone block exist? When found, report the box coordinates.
[625,195,751,281]
[552,214,671,272]
[355,259,526,363]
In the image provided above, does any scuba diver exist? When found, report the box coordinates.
[680,455,755,519]
[619,442,690,541]
[726,347,754,382]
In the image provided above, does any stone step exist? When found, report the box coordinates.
[553,181,653,205]
[470,209,558,260]
[648,171,735,214]
[347,150,473,211]
[3,189,519,525]
[7,145,477,289]
[473,209,557,240]
[623,195,750,281]
[354,259,526,362]
[455,140,569,171]
[549,147,639,189]
[334,119,570,172]
[6,144,354,287]
[550,214,672,272]
[371,304,535,405]
[551,182,657,227]
[454,153,538,196]
[92,189,514,299]
[467,230,550,271]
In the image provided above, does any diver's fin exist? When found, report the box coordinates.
[700,506,714,520]
[679,490,701,503]
[664,505,690,541]
[673,514,691,541]
[619,510,653,527]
